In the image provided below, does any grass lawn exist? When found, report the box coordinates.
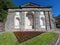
[19,32,57,45]
[0,32,57,45]
[0,32,19,45]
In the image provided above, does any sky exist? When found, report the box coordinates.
[12,0,60,16]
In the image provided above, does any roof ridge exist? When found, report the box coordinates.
[20,2,40,7]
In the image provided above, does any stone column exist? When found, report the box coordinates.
[34,11,40,30]
[45,11,50,30]
[20,12,25,30]
[5,11,15,31]
[49,11,55,30]
[19,12,21,30]
[44,11,47,30]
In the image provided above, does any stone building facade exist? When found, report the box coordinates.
[5,2,55,31]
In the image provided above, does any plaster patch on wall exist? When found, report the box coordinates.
[40,11,45,28]
[14,12,20,29]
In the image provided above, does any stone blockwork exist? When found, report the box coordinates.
[45,11,50,30]
[34,11,40,30]
[5,8,55,31]
[5,2,55,31]
[5,11,15,31]
[49,11,56,30]
[0,22,5,32]
[20,12,25,30]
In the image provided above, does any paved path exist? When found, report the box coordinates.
[56,28,60,45]
[56,28,60,31]
[57,34,60,45]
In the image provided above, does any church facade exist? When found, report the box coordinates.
[5,2,55,31]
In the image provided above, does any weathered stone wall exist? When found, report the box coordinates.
[5,10,15,31]
[49,11,56,30]
[45,11,50,30]
[34,11,41,30]
[5,8,55,31]
[0,22,5,32]
[20,12,25,30]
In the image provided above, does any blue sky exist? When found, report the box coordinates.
[12,0,60,16]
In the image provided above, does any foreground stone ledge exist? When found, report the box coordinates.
[49,33,59,45]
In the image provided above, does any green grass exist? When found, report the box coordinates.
[19,32,57,45]
[0,32,19,45]
[0,32,57,45]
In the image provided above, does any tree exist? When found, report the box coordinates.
[0,0,14,22]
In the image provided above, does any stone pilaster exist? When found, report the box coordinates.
[39,11,46,30]
[44,11,47,30]
[20,12,25,30]
[45,11,50,30]
[5,11,15,31]
[49,11,55,30]
[18,12,21,30]
[34,11,40,30]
